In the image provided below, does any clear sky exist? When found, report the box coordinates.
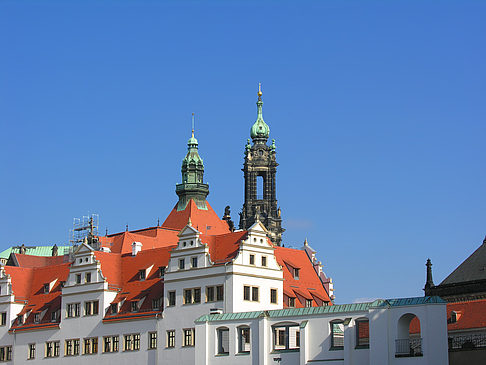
[1,0,485,304]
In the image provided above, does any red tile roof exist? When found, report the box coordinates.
[447,299,486,332]
[201,231,248,264]
[11,254,66,268]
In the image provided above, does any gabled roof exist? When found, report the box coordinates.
[8,253,66,268]
[447,299,486,332]
[101,227,179,254]
[441,241,486,285]
[162,200,230,235]
[275,246,332,307]
[201,231,248,264]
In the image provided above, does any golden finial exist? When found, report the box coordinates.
[258,83,263,97]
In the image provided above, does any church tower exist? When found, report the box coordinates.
[175,124,209,211]
[239,85,284,245]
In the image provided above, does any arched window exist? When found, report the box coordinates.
[237,326,250,354]
[396,313,422,357]
[217,327,230,355]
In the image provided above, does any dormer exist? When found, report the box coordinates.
[245,221,271,246]
[43,279,57,294]
[176,222,202,250]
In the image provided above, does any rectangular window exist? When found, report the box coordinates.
[51,310,59,322]
[159,266,166,277]
[43,283,49,294]
[168,291,176,306]
[65,339,80,356]
[103,336,119,353]
[191,257,198,268]
[148,332,157,350]
[45,341,60,358]
[183,288,201,304]
[152,297,161,310]
[270,289,278,304]
[110,303,118,314]
[76,274,81,284]
[355,319,369,348]
[306,299,313,307]
[28,343,35,359]
[243,285,251,301]
[183,329,195,347]
[85,272,91,283]
[216,285,224,301]
[249,254,255,265]
[83,337,98,355]
[17,315,23,324]
[139,269,146,280]
[206,286,215,302]
[252,287,259,302]
[34,313,40,323]
[261,256,267,267]
[0,346,12,362]
[166,330,175,348]
[331,321,344,349]
[289,297,296,307]
[294,268,300,280]
[0,313,6,326]
[217,328,229,355]
[273,325,300,351]
[66,303,81,318]
[238,327,251,353]
[123,334,140,351]
[84,300,99,316]
[179,259,185,270]
[131,301,138,312]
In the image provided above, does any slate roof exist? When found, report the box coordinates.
[441,239,486,285]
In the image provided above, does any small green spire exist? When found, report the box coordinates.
[250,83,270,142]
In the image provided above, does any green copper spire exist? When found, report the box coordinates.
[175,114,209,211]
[250,83,270,142]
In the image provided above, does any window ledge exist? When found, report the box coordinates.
[271,349,300,353]
[215,353,229,357]
[329,346,344,351]
[236,352,250,356]
[355,345,370,350]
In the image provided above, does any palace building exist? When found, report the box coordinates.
[0,89,448,364]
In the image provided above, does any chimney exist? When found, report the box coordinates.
[132,242,143,256]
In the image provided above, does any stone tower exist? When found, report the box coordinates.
[239,86,284,245]
[175,129,209,211]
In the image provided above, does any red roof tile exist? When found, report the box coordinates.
[447,299,486,332]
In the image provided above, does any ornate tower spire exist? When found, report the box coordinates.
[424,258,435,293]
[240,85,284,245]
[175,114,209,211]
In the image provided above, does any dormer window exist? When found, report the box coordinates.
[17,315,24,325]
[293,268,300,280]
[60,281,65,288]
[34,313,40,324]
[110,303,118,314]
[51,310,60,322]
[139,270,146,281]
[152,298,161,310]
[288,297,296,307]
[131,301,138,312]
[43,283,50,293]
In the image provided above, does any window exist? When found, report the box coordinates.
[294,268,300,280]
[65,339,80,356]
[34,313,40,323]
[66,303,81,318]
[152,297,161,310]
[270,289,278,304]
[43,283,50,293]
[76,274,81,284]
[83,337,98,355]
[273,324,300,351]
[159,266,165,277]
[0,346,12,362]
[191,257,198,268]
[243,286,251,301]
[355,319,369,348]
[51,310,59,322]
[28,343,35,359]
[45,341,60,358]
[217,327,229,355]
[131,301,138,312]
[0,313,5,326]
[306,299,313,308]
[85,272,91,283]
[139,269,146,280]
[330,321,344,349]
[17,314,24,325]
[84,300,99,316]
[166,330,175,348]
[168,291,176,306]
[252,287,259,302]
[262,256,267,267]
[289,297,296,308]
[249,254,255,265]
[123,334,140,351]
[148,332,157,349]
[110,303,118,314]
[183,329,195,347]
[238,327,251,354]
[103,336,119,353]
[179,259,185,270]
[183,288,201,304]
[206,285,224,302]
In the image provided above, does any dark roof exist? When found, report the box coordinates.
[441,239,486,285]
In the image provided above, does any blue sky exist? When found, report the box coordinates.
[1,1,485,304]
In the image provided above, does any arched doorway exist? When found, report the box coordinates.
[396,313,422,357]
